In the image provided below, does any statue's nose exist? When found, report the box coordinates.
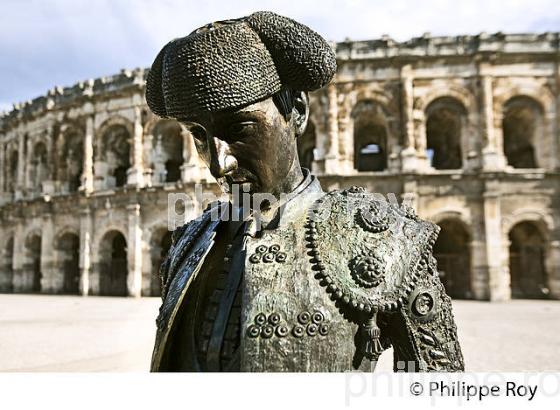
[208,137,237,178]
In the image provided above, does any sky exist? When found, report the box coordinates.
[1,0,559,113]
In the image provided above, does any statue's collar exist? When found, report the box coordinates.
[241,168,323,235]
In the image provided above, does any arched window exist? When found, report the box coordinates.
[30,142,49,192]
[352,101,388,172]
[59,129,84,192]
[509,221,548,299]
[101,125,131,187]
[426,97,465,170]
[150,120,183,183]
[24,234,42,293]
[8,150,18,193]
[502,96,542,169]
[99,231,128,296]
[56,232,80,294]
[433,219,471,299]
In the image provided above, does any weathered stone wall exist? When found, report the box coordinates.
[1,33,559,300]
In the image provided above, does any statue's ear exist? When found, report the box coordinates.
[293,91,310,138]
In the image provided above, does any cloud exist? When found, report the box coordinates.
[1,0,559,108]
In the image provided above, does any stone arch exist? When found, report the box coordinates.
[54,229,80,294]
[432,217,473,299]
[98,229,128,296]
[494,85,553,115]
[425,97,467,170]
[502,209,553,240]
[501,95,544,169]
[0,235,15,292]
[148,119,183,183]
[508,221,549,299]
[415,85,476,114]
[351,99,391,172]
[96,117,133,188]
[297,119,316,171]
[24,230,42,293]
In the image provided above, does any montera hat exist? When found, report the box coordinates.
[145,11,337,119]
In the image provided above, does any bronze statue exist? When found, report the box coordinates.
[146,11,464,372]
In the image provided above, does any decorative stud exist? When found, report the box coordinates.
[297,312,311,325]
[255,313,267,326]
[261,325,274,338]
[268,312,281,326]
[307,323,318,336]
[292,324,305,338]
[312,312,324,324]
[247,325,260,338]
[276,325,289,337]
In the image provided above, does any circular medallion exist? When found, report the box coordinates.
[413,292,434,316]
[356,202,390,233]
[349,254,385,288]
[407,288,438,322]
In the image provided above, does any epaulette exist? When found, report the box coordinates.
[305,186,439,359]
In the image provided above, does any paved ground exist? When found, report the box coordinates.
[0,295,558,372]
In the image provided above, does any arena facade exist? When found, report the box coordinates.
[0,32,559,300]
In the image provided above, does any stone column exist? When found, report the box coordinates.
[127,203,143,297]
[81,115,95,193]
[323,83,340,174]
[127,106,145,187]
[553,59,560,171]
[400,65,420,172]
[547,240,560,299]
[79,208,93,296]
[12,220,24,292]
[25,136,33,194]
[180,128,201,182]
[15,132,25,200]
[483,180,510,301]
[470,239,490,299]
[40,212,55,293]
[0,143,4,194]
[479,66,507,171]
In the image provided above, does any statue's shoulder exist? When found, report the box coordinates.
[306,185,439,311]
[160,201,224,298]
[316,185,439,238]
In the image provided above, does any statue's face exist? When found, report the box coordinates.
[180,96,306,199]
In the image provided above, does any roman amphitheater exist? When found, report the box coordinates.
[0,32,558,300]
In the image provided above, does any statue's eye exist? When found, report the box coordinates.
[229,121,256,136]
